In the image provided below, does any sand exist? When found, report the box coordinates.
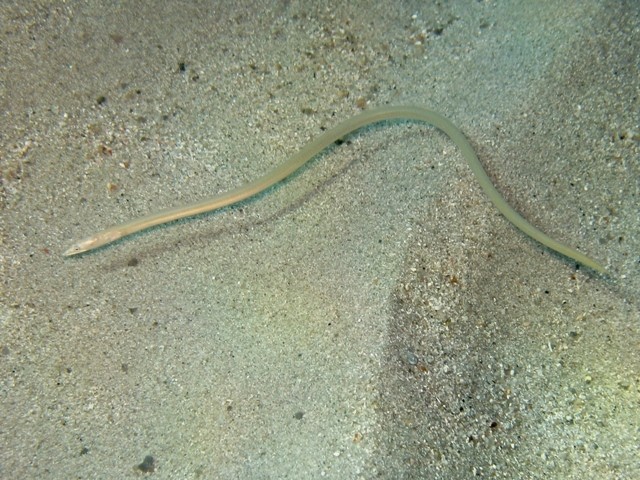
[1,1,638,478]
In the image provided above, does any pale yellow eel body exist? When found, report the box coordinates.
[63,105,605,273]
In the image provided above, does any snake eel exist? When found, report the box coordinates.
[63,105,605,273]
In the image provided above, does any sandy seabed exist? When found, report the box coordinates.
[1,2,638,479]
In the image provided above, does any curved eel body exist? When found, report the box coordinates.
[63,106,605,273]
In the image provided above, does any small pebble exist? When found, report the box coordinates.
[406,350,418,365]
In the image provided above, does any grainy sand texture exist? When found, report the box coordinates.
[1,1,638,479]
